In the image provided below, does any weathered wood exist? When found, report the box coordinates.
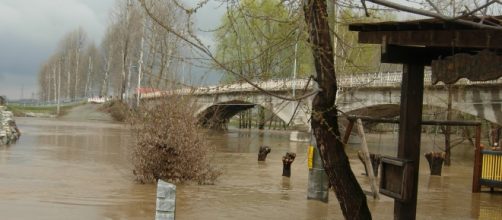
[257,146,271,161]
[357,30,502,49]
[424,152,445,176]
[473,125,483,192]
[282,152,296,177]
[381,44,458,65]
[357,151,382,177]
[356,119,380,200]
[345,115,482,127]
[432,50,502,84]
[394,64,425,220]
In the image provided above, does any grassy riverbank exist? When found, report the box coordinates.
[6,103,84,117]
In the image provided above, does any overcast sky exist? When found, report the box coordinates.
[0,0,115,99]
[0,0,225,100]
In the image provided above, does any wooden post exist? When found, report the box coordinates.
[394,64,424,220]
[472,125,482,192]
[343,119,355,144]
[356,119,380,200]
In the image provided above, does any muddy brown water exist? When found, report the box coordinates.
[0,117,501,219]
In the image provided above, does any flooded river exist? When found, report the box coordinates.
[0,117,501,219]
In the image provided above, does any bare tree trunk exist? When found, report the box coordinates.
[75,43,80,100]
[85,56,92,97]
[52,65,57,102]
[66,56,71,100]
[102,48,112,97]
[304,1,371,219]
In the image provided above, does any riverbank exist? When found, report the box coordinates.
[6,103,83,117]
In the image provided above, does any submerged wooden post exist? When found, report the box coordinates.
[356,119,380,200]
[258,146,271,161]
[282,152,296,177]
[357,151,381,177]
[394,64,425,220]
[425,152,445,176]
[156,180,176,220]
[473,125,483,192]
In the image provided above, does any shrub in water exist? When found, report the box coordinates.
[130,96,220,184]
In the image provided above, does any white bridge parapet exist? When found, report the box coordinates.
[141,71,502,99]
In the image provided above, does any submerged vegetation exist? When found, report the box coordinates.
[99,100,130,122]
[130,97,220,184]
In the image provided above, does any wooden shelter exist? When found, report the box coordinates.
[349,16,502,220]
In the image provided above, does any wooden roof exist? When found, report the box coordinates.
[349,16,502,83]
[348,16,502,49]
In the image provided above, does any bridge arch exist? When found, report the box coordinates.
[196,99,292,129]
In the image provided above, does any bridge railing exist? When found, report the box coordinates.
[140,71,502,98]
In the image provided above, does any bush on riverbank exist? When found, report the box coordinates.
[99,100,129,122]
[130,97,220,184]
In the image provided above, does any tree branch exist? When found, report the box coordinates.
[139,0,318,101]
[367,0,502,30]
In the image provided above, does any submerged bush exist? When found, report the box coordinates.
[99,100,129,122]
[130,97,220,184]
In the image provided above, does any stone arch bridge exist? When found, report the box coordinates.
[141,72,502,130]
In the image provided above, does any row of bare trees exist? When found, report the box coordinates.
[37,0,188,102]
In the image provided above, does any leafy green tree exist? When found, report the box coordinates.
[214,0,313,83]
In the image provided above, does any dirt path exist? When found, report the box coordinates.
[61,104,114,121]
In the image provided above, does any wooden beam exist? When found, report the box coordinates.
[358,30,502,49]
[394,64,424,220]
[356,119,380,200]
[345,115,482,127]
[472,125,483,193]
[380,44,481,65]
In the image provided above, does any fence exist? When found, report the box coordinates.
[480,150,502,189]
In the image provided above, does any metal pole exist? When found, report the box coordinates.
[307,134,329,202]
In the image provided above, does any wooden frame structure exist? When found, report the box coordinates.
[349,16,502,220]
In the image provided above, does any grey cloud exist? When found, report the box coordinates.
[0,0,114,99]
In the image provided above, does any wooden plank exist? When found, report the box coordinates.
[358,30,502,49]
[356,119,380,200]
[432,50,502,84]
[394,64,425,220]
[345,115,482,126]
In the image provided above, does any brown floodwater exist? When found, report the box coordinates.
[0,117,501,219]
